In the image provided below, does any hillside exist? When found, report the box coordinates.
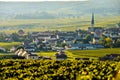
[0,0,120,32]
[0,16,120,32]
[0,0,120,19]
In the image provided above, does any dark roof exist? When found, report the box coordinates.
[106,54,120,56]
[55,53,67,59]
[94,37,100,39]
[29,54,38,56]
[50,35,56,38]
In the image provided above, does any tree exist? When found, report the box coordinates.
[11,33,19,41]
[117,23,120,27]
[113,39,120,48]
[61,43,66,47]
[99,35,106,46]
[105,37,113,48]
[100,36,113,48]
[84,34,93,43]
[0,34,6,42]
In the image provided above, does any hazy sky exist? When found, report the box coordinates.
[0,0,88,1]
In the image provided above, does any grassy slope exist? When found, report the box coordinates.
[0,16,120,33]
[0,42,21,49]
[67,48,120,59]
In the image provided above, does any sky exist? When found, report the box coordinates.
[0,0,88,1]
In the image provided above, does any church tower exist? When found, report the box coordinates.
[91,13,94,32]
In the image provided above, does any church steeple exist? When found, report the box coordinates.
[91,13,94,32]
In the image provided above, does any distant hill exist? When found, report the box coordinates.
[0,0,120,19]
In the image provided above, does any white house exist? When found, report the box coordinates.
[15,48,39,60]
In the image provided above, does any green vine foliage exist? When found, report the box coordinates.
[0,60,119,80]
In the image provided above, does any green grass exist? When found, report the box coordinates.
[1,48,120,60]
[0,42,21,49]
[69,48,120,57]
[38,48,120,60]
[38,51,56,59]
[0,53,14,59]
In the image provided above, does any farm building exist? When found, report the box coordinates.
[99,54,120,61]
[55,50,67,60]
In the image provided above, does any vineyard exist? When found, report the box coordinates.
[0,60,120,80]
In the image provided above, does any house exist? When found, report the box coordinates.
[63,38,74,45]
[42,56,52,60]
[83,44,95,49]
[15,48,39,60]
[24,44,37,52]
[18,29,25,36]
[55,50,67,60]
[22,40,32,46]
[93,44,104,48]
[73,38,83,44]
[86,46,96,50]
[105,28,120,33]
[35,32,54,40]
[21,51,29,57]
[46,39,58,46]
[55,39,64,45]
[10,46,16,52]
[0,47,6,52]
[5,37,13,42]
[99,54,120,61]
[52,46,64,51]
[50,35,58,40]
[57,32,75,39]
[65,43,96,50]
[110,32,119,38]
[94,27,104,31]
[92,37,100,44]
[26,54,39,59]
[33,38,44,44]
[24,46,37,52]
[65,44,81,50]
[33,38,40,44]
[102,31,110,37]
[94,29,103,38]
[15,48,25,56]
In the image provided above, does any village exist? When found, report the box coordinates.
[0,14,120,60]
[0,25,120,60]
[0,25,120,52]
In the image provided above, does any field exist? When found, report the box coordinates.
[0,42,21,50]
[68,48,120,59]
[0,48,120,60]
[0,16,120,33]
[38,48,120,60]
